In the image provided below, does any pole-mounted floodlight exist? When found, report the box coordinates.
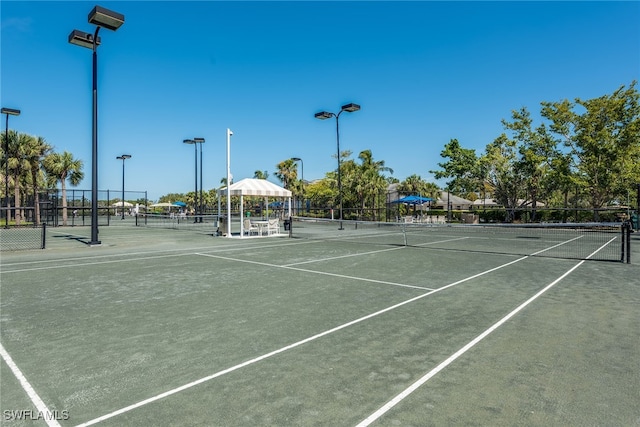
[341,103,361,113]
[183,139,197,221]
[88,6,125,31]
[314,102,360,230]
[69,5,124,245]
[226,129,233,237]
[1,108,21,116]
[194,137,205,222]
[68,30,101,49]
[291,157,304,215]
[116,154,131,220]
[2,107,21,229]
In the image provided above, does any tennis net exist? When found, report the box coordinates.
[290,217,631,262]
[135,214,219,233]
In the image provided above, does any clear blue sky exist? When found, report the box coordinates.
[2,1,638,201]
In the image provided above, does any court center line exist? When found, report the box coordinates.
[196,252,434,291]
[355,236,616,427]
[75,254,529,427]
[0,343,61,427]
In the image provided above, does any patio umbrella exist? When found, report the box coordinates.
[173,201,187,207]
[391,195,433,216]
[390,195,433,205]
[111,201,133,207]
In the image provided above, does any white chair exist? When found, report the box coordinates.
[267,218,280,235]
[243,218,259,236]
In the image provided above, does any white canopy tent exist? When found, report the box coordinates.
[217,178,292,237]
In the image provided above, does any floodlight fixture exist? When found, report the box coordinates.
[314,111,333,120]
[68,30,101,49]
[1,108,21,116]
[88,6,125,31]
[341,103,361,113]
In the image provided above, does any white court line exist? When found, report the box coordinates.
[284,236,472,267]
[283,245,405,266]
[75,255,529,427]
[355,235,616,427]
[0,343,61,427]
[196,252,434,291]
[0,239,316,273]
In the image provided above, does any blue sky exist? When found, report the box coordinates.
[2,1,638,201]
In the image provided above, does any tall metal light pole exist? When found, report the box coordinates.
[2,107,20,229]
[116,154,131,219]
[291,157,303,215]
[69,5,125,245]
[314,103,360,230]
[194,137,205,222]
[183,139,197,221]
[226,128,233,237]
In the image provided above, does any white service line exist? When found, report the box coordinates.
[74,255,529,427]
[0,343,61,427]
[196,252,434,291]
[355,235,616,427]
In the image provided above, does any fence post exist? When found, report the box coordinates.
[41,223,47,249]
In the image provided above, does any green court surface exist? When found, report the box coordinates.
[1,222,638,426]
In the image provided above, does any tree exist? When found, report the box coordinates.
[5,132,33,225]
[430,139,480,196]
[0,129,20,224]
[274,158,297,190]
[350,150,393,220]
[502,107,557,220]
[43,151,84,226]
[541,81,640,215]
[479,133,526,221]
[398,174,434,197]
[253,170,269,180]
[25,135,52,225]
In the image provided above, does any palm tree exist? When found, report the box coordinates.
[5,132,32,225]
[275,159,297,190]
[0,129,19,224]
[253,170,269,180]
[357,150,393,220]
[43,151,84,226]
[25,135,52,225]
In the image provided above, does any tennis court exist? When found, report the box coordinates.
[1,219,638,426]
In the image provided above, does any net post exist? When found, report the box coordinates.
[625,221,631,264]
[621,222,626,262]
[41,223,46,249]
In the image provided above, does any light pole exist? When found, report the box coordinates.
[194,137,205,222]
[291,157,303,215]
[2,107,20,229]
[69,5,125,245]
[314,103,360,230]
[183,139,197,221]
[116,154,131,219]
[226,128,233,237]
